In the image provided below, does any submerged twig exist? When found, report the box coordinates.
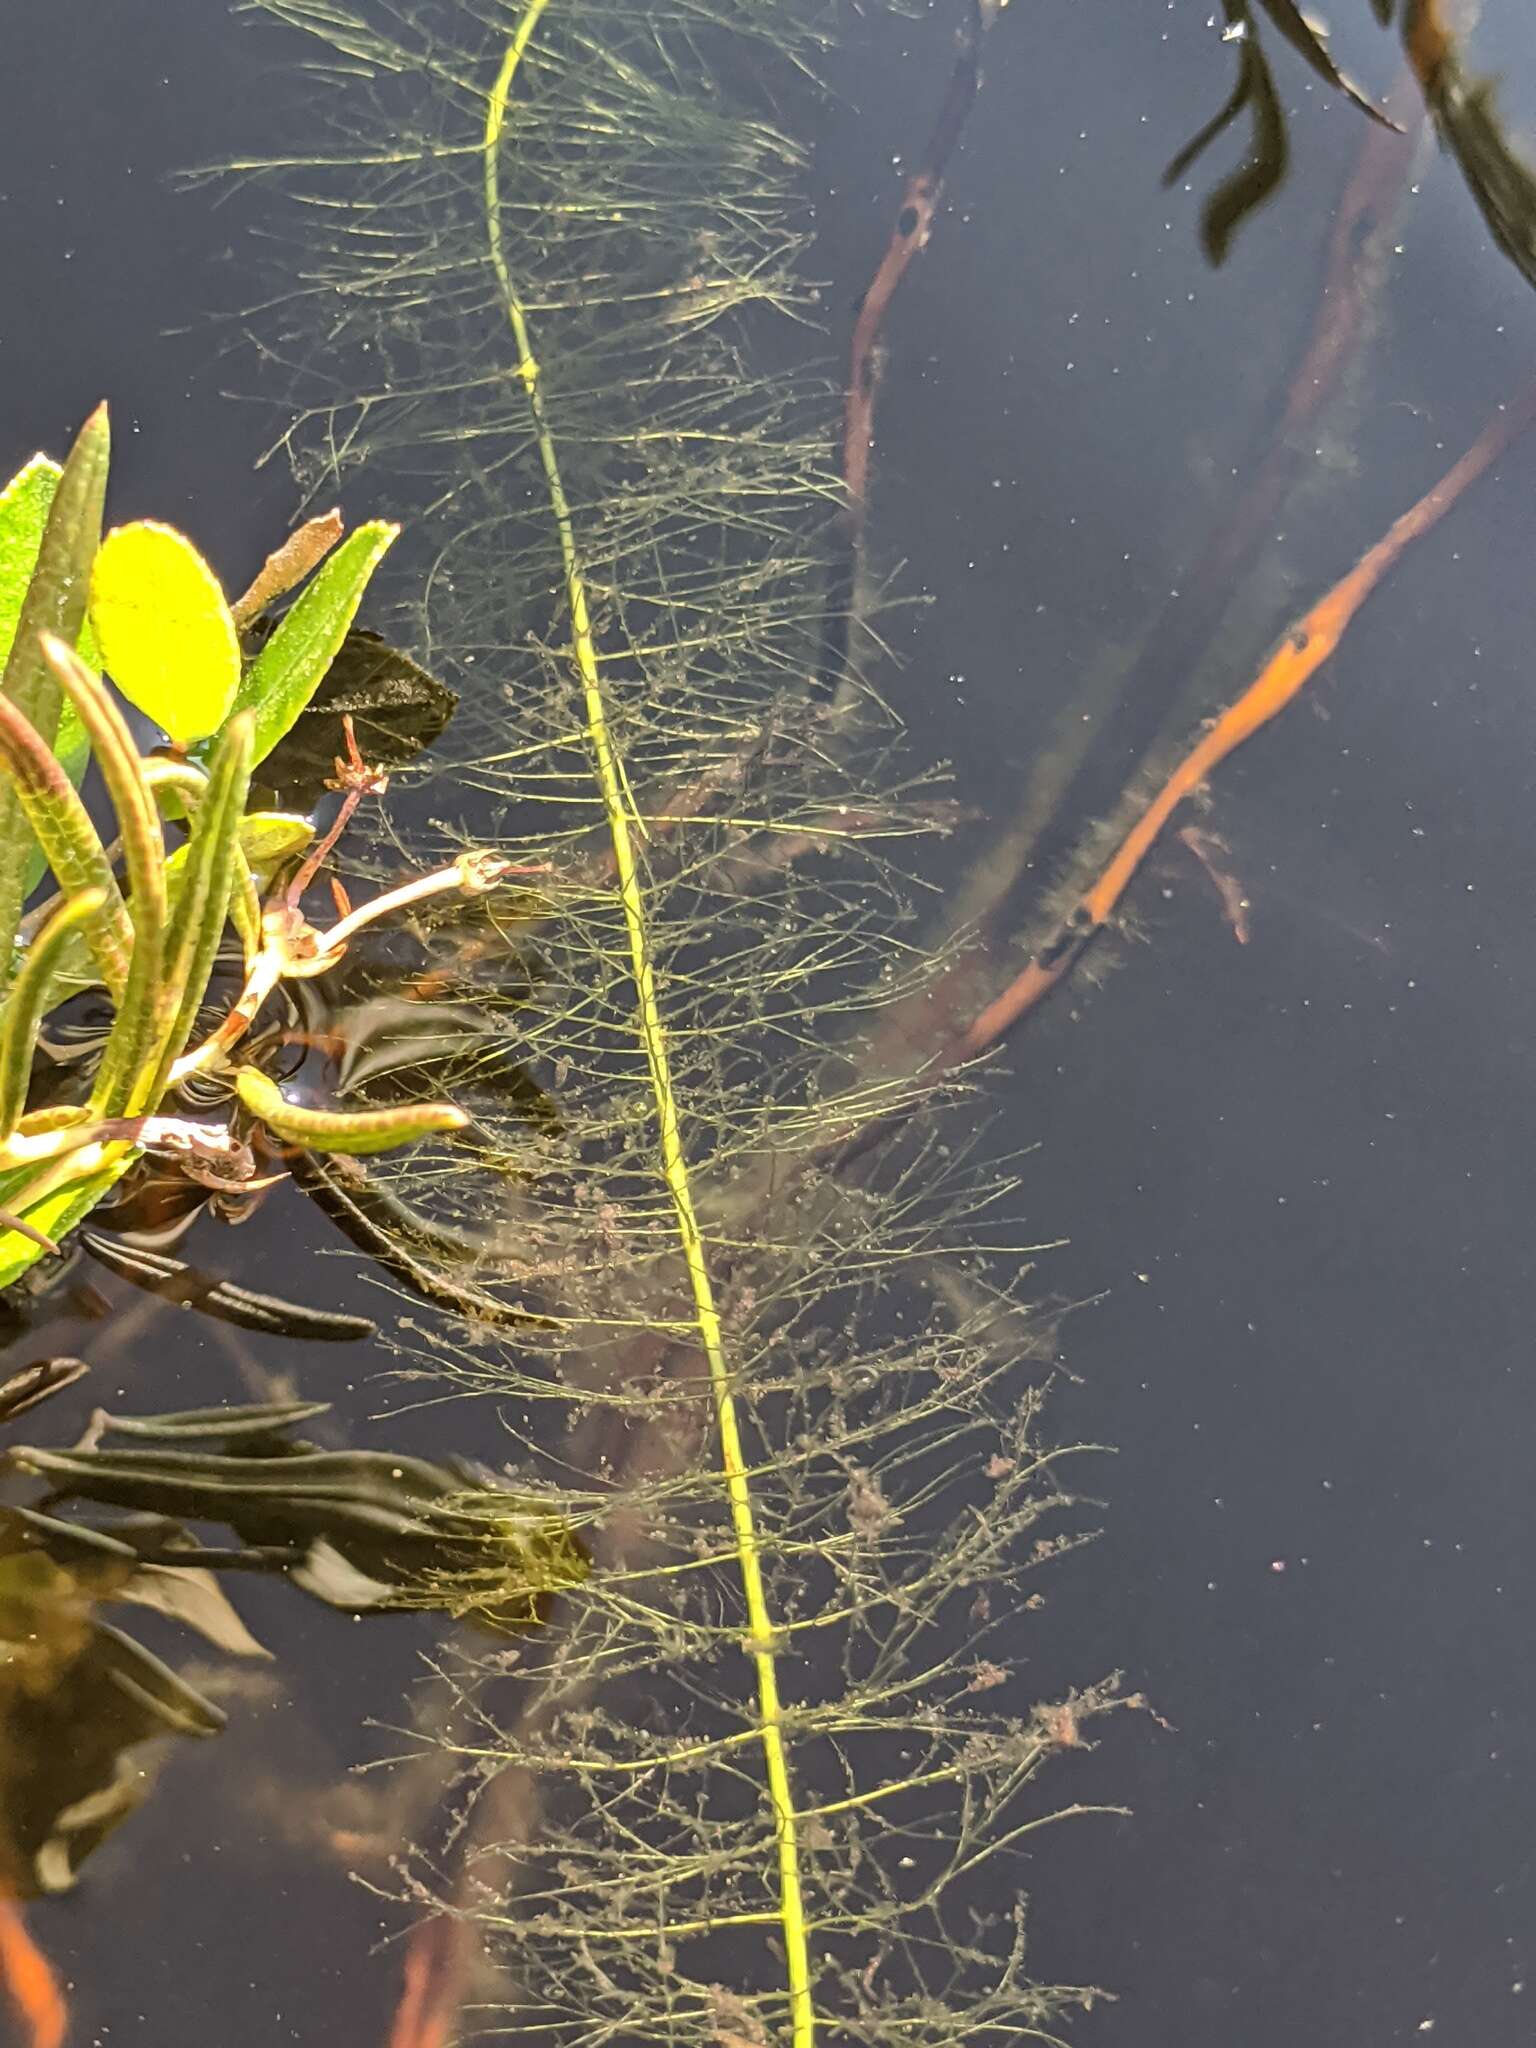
[952,381,1536,1058]
[820,0,1001,698]
[0,1898,65,2048]
[1017,74,1424,914]
[842,0,998,532]
[386,1915,473,2048]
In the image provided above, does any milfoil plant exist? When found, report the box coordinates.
[0,403,501,1288]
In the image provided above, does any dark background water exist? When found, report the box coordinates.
[5,2,1536,2043]
[815,6,1536,2044]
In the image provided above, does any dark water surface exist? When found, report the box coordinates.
[5,2,1536,2043]
[818,7,1536,2044]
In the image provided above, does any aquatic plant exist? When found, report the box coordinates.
[0,411,489,1289]
[0,1464,238,1901]
[10,1397,587,1632]
[1174,0,1536,280]
[222,1,1135,2041]
[0,1386,583,1899]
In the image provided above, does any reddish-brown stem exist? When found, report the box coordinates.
[284,715,379,909]
[283,789,363,910]
[385,1915,475,2048]
[842,0,993,534]
[1006,81,1424,923]
[949,381,1536,1062]
[0,1898,66,2048]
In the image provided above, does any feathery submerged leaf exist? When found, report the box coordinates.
[228,3,1123,2041]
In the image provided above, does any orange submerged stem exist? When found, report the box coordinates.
[0,1899,67,2048]
[386,1916,471,2048]
[955,382,1536,1060]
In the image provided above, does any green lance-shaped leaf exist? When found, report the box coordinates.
[223,520,398,768]
[89,519,242,747]
[0,1357,89,1427]
[235,1065,467,1156]
[12,1442,471,1522]
[0,1155,136,1294]
[40,648,163,902]
[0,692,132,996]
[160,844,259,974]
[50,703,89,786]
[158,782,294,974]
[80,1233,377,1343]
[1,456,100,897]
[7,1430,586,1626]
[150,711,253,1094]
[87,1399,334,1443]
[138,751,211,855]
[0,888,106,1140]
[0,406,110,982]
[0,458,98,677]
[0,457,63,673]
[0,412,109,730]
[39,640,169,1120]
[227,845,262,968]
[88,1619,229,1737]
[20,703,92,903]
[146,760,270,964]
[0,456,100,773]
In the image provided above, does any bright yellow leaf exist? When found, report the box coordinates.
[89,520,240,746]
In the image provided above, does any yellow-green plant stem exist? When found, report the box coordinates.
[484,16,816,2046]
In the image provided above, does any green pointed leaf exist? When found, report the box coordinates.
[0,453,104,680]
[235,1065,467,1156]
[2,459,99,894]
[41,639,169,1119]
[53,702,89,779]
[0,688,133,996]
[0,457,63,671]
[89,1619,227,1736]
[151,712,253,1093]
[90,520,241,746]
[0,888,106,1140]
[0,1155,136,1292]
[1258,0,1397,130]
[0,1358,88,1426]
[227,521,399,767]
[0,406,110,985]
[91,1400,332,1442]
[0,408,109,730]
